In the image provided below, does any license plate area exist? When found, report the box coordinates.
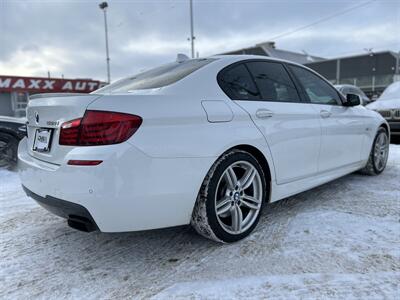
[33,128,53,153]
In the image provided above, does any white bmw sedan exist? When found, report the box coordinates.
[18,55,389,243]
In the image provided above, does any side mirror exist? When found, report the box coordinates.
[344,93,361,107]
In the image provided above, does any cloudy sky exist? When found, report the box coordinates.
[0,0,399,82]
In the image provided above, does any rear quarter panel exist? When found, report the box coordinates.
[85,92,277,228]
[89,95,271,156]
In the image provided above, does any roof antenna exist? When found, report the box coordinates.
[176,53,190,63]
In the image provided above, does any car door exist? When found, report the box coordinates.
[218,61,321,185]
[288,65,365,172]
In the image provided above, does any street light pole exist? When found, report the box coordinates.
[99,2,111,84]
[189,0,195,58]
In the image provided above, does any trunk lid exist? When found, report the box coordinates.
[26,94,102,165]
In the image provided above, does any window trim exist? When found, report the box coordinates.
[217,59,305,104]
[286,63,345,106]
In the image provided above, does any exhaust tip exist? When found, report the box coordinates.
[67,215,97,232]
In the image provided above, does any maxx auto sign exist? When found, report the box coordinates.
[0,75,104,93]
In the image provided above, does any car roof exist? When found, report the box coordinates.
[210,54,306,68]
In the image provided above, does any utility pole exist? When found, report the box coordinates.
[189,0,195,58]
[99,2,111,84]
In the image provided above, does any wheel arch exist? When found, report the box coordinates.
[379,122,390,136]
[377,122,390,145]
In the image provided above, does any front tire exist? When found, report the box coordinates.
[359,127,389,175]
[191,149,267,243]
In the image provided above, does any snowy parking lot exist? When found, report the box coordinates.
[1,145,399,299]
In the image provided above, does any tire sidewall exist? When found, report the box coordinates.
[205,151,267,243]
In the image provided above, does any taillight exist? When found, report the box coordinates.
[60,118,82,145]
[59,110,142,146]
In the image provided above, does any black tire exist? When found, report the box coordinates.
[191,149,267,243]
[0,132,19,170]
[359,127,389,175]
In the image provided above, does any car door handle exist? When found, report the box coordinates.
[256,109,274,119]
[320,110,332,118]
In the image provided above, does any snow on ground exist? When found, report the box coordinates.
[0,145,399,299]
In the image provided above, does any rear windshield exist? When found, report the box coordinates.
[94,58,216,94]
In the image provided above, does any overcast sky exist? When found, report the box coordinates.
[0,0,399,82]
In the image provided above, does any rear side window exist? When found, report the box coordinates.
[246,62,300,102]
[289,65,341,105]
[218,64,260,100]
[95,58,216,93]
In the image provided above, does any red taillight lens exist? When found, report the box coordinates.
[59,118,82,145]
[59,111,142,146]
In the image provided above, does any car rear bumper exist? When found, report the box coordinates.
[22,185,98,232]
[18,137,215,232]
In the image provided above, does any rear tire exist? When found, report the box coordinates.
[0,132,18,170]
[359,127,389,175]
[191,149,267,243]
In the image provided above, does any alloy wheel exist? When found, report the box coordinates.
[374,131,389,172]
[214,161,263,235]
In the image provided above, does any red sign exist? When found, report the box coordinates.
[0,75,104,93]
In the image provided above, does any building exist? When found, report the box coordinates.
[305,51,400,98]
[220,41,325,65]
[0,75,104,117]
